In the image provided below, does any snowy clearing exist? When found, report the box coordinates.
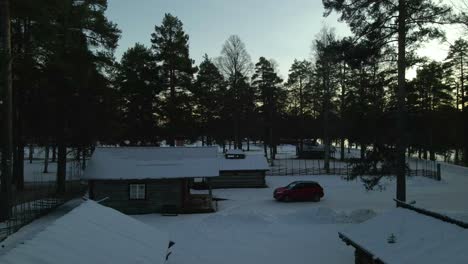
[1,155,467,264]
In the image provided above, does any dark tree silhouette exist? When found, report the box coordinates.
[115,43,160,144]
[0,0,13,221]
[252,57,284,159]
[323,0,452,201]
[151,13,196,146]
[193,55,227,146]
[216,35,253,149]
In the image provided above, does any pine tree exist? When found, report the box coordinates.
[411,61,453,160]
[286,59,314,152]
[193,55,227,145]
[447,39,468,111]
[313,27,340,173]
[45,0,120,193]
[115,43,160,144]
[334,37,354,161]
[252,57,284,159]
[151,13,196,146]
[446,38,468,165]
[323,0,452,201]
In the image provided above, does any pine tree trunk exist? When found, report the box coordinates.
[29,144,33,163]
[360,144,366,159]
[13,88,24,190]
[18,146,24,189]
[323,74,330,174]
[455,83,460,165]
[269,132,273,160]
[56,143,66,194]
[269,100,275,159]
[168,68,176,147]
[396,0,407,202]
[461,56,467,166]
[340,60,346,161]
[43,145,49,173]
[0,0,13,221]
[299,78,304,153]
[461,55,464,112]
[14,144,24,190]
[235,113,242,149]
[464,147,468,166]
[52,145,57,162]
[464,119,468,165]
[340,138,345,161]
[82,147,86,170]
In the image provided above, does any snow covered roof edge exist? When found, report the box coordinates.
[394,199,468,229]
[338,232,387,264]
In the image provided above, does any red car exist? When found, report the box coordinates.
[274,181,324,202]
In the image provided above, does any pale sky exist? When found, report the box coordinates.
[106,0,465,80]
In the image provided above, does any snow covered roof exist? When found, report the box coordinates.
[219,153,270,171]
[340,207,468,264]
[82,147,220,180]
[0,200,170,264]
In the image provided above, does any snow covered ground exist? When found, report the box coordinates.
[1,147,467,264]
[134,165,468,264]
[23,160,81,183]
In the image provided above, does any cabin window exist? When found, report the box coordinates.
[129,184,146,200]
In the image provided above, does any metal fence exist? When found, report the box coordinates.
[267,156,439,181]
[0,160,86,242]
[268,158,351,176]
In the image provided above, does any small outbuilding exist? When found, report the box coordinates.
[339,200,468,264]
[208,150,269,188]
[82,147,220,214]
[0,200,173,264]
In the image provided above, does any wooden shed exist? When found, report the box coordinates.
[82,147,220,214]
[339,201,468,264]
[207,150,269,189]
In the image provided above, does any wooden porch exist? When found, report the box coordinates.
[181,193,217,214]
[180,178,217,214]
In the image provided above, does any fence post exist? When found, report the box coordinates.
[436,164,441,181]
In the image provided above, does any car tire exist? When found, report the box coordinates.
[283,195,291,202]
[313,195,320,202]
